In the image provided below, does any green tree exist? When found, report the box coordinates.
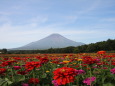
[2,48,7,54]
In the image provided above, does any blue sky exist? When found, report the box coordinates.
[0,0,115,49]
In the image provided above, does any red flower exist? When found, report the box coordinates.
[111,62,115,65]
[13,66,21,70]
[1,61,17,67]
[53,67,77,85]
[52,61,59,64]
[3,58,9,60]
[36,56,41,59]
[29,78,39,84]
[25,61,41,70]
[39,57,49,64]
[0,68,6,74]
[17,70,28,75]
[82,56,98,65]
[13,57,21,60]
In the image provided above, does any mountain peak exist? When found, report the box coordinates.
[11,33,85,50]
[48,33,62,37]
[46,33,64,39]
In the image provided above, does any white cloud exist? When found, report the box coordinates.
[0,21,114,48]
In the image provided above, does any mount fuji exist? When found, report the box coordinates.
[11,33,85,50]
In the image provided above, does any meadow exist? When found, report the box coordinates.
[0,51,115,86]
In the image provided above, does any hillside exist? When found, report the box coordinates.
[10,33,85,50]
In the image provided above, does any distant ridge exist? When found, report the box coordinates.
[10,33,85,50]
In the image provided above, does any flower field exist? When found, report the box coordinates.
[0,51,115,86]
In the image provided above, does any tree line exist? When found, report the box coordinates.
[5,39,115,54]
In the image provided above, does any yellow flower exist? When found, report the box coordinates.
[78,59,82,61]
[16,62,20,64]
[66,56,69,58]
[63,61,70,63]
[50,62,52,63]
[46,71,50,73]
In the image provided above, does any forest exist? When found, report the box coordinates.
[1,39,115,54]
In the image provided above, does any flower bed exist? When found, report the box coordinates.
[0,51,115,86]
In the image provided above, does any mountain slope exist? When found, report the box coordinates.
[11,33,85,50]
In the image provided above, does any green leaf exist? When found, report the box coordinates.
[103,83,114,86]
[0,78,13,86]
[5,78,13,85]
[41,73,47,78]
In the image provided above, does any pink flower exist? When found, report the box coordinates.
[83,77,96,85]
[52,80,59,86]
[110,68,115,74]
[75,69,85,75]
[22,83,29,86]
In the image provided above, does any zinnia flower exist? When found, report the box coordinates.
[39,57,49,64]
[0,68,6,74]
[83,77,96,85]
[53,67,77,85]
[13,66,21,70]
[110,68,115,74]
[52,80,59,86]
[77,59,82,61]
[63,60,70,63]
[22,83,29,86]
[28,78,39,84]
[82,56,98,65]
[25,61,41,70]
[75,69,85,75]
[1,61,17,67]
[17,70,28,75]
[97,51,106,54]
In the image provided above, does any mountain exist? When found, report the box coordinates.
[11,33,85,50]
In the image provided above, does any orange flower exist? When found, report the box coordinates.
[77,59,82,61]
[97,51,106,54]
[63,60,70,63]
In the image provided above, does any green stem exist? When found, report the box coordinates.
[11,67,14,82]
[110,57,112,69]
[77,77,79,86]
[32,69,35,78]
[32,69,36,86]
[89,66,92,86]
[101,75,105,85]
